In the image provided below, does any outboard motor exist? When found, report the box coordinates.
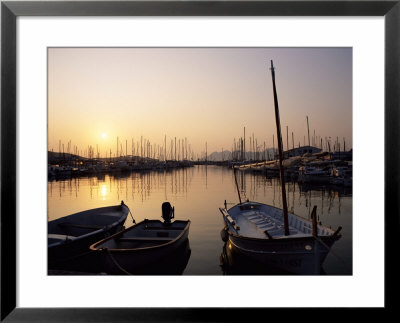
[161,202,174,224]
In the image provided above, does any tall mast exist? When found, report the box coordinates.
[286,126,289,151]
[243,127,246,161]
[292,131,294,150]
[270,60,290,236]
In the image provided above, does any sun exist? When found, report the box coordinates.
[101,133,107,139]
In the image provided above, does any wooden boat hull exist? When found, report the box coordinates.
[226,232,338,275]
[48,203,129,270]
[90,219,191,275]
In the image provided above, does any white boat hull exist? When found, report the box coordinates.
[226,232,336,274]
[220,201,341,275]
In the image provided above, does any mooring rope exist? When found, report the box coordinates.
[105,248,133,275]
[126,206,136,224]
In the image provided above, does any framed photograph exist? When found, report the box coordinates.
[2,0,398,321]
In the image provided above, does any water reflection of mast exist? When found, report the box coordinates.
[132,173,135,202]
[178,168,182,195]
[186,168,188,197]
[164,170,167,201]
[251,174,255,200]
[68,178,73,197]
[171,171,174,198]
[254,172,258,201]
[89,178,94,200]
[298,183,304,207]
[58,181,62,198]
[328,189,334,214]
[49,181,53,198]
[251,173,254,200]
[116,176,120,201]
[174,169,177,196]
[321,187,324,216]
[240,171,245,197]
[147,172,151,200]
[205,164,208,189]
[286,182,290,212]
[72,178,77,198]
[271,177,276,207]
[125,176,128,201]
[140,173,144,202]
[253,172,256,201]
[291,181,295,213]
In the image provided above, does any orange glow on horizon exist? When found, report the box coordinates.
[48,48,352,157]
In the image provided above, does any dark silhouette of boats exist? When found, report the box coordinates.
[48,201,129,270]
[90,202,191,275]
[219,242,327,275]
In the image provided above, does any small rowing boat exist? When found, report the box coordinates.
[90,202,190,274]
[220,201,341,274]
[48,201,129,269]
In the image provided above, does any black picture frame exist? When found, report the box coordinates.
[1,1,398,321]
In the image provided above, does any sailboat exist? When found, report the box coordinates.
[219,61,342,274]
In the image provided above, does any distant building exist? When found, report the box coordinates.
[283,146,322,159]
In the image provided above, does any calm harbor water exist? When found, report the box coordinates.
[48,165,352,275]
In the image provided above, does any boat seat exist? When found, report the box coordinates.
[144,226,183,230]
[117,237,173,242]
[253,219,267,224]
[57,222,104,230]
[242,211,258,217]
[258,224,275,230]
[48,234,76,243]
[245,213,273,227]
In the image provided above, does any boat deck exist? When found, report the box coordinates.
[94,220,189,249]
[225,202,334,240]
[233,209,301,239]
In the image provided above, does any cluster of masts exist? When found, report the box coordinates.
[53,135,197,162]
[228,123,348,163]
[53,125,348,163]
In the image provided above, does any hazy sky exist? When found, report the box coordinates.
[48,47,352,158]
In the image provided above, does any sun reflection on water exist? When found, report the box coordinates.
[100,183,107,199]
